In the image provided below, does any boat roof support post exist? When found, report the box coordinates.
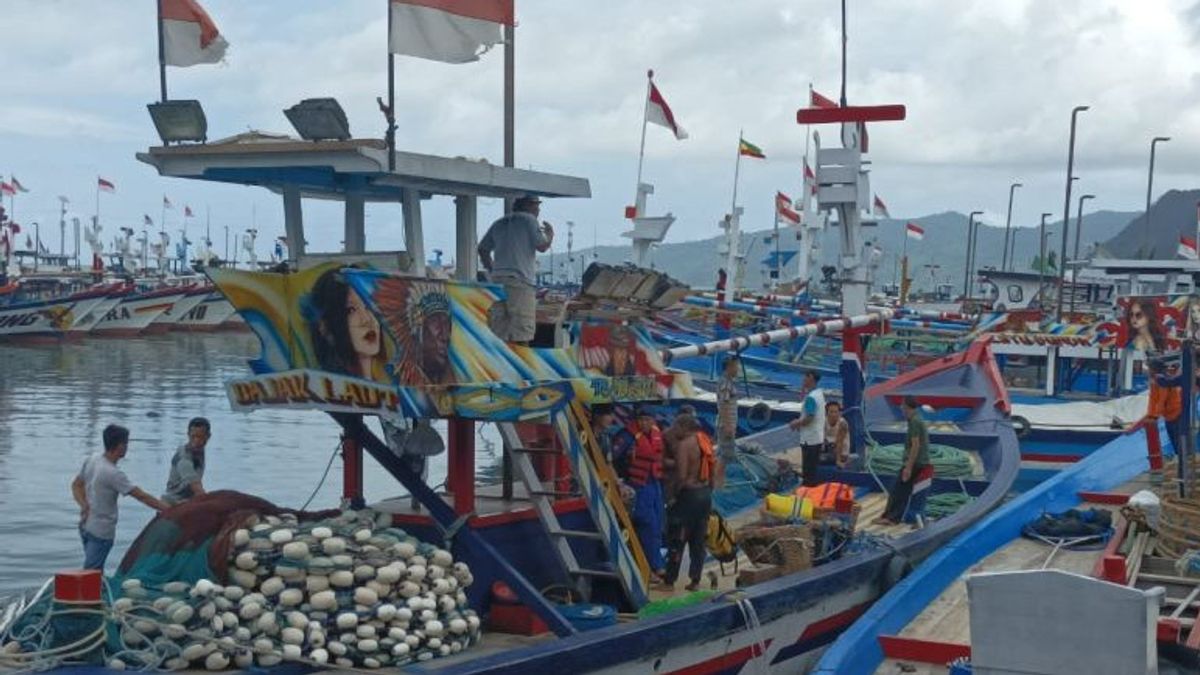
[344,193,366,254]
[330,412,577,637]
[450,194,478,515]
[454,194,478,281]
[282,186,306,259]
[402,187,426,276]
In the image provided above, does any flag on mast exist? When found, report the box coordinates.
[184,205,194,218]
[163,196,173,209]
[776,191,800,224]
[906,222,925,240]
[0,183,15,197]
[811,89,838,109]
[738,138,765,159]
[144,215,154,226]
[161,0,229,67]
[10,177,28,193]
[646,79,687,140]
[97,177,116,193]
[389,0,513,64]
[1179,235,1198,260]
[873,195,890,218]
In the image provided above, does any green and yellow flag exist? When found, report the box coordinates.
[738,137,765,159]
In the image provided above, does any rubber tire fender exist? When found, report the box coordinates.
[745,401,772,432]
[1010,414,1031,438]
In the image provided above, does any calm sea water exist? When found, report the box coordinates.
[0,333,503,594]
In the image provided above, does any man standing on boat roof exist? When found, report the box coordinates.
[478,195,554,345]
[162,417,211,506]
[788,370,826,486]
[71,424,169,571]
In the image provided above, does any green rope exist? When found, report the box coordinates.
[865,442,975,478]
[926,493,974,519]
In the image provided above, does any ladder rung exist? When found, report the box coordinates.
[530,489,581,498]
[569,568,620,579]
[510,446,561,454]
[549,528,604,541]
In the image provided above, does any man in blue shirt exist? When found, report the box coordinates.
[788,370,826,486]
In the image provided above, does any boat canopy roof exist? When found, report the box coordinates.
[137,133,591,202]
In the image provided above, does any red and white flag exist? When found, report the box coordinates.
[1179,235,1198,260]
[161,0,228,67]
[184,205,194,218]
[0,183,14,197]
[389,0,513,64]
[10,177,28,193]
[906,222,925,241]
[873,195,890,218]
[97,177,116,193]
[646,77,687,140]
[810,89,838,109]
[776,191,800,224]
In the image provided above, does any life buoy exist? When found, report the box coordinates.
[1010,415,1031,438]
[746,401,772,431]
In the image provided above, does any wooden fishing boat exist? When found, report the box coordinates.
[171,291,237,331]
[0,283,112,342]
[90,287,186,337]
[144,284,208,333]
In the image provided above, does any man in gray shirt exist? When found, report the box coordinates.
[162,417,210,506]
[71,424,168,570]
[478,195,554,344]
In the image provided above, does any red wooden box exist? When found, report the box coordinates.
[55,570,103,604]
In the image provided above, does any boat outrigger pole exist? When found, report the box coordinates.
[660,309,893,365]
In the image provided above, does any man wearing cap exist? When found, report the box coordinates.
[478,196,554,344]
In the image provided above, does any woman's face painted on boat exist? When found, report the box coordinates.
[346,290,381,358]
[1189,299,1200,330]
[1129,304,1147,331]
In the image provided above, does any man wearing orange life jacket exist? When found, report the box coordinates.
[625,408,667,579]
[664,413,721,590]
[1140,359,1183,453]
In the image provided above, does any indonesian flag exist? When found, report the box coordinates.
[906,222,925,241]
[184,205,194,218]
[803,159,817,196]
[811,89,838,109]
[776,191,800,224]
[389,0,514,64]
[873,195,890,218]
[161,0,229,67]
[0,183,14,197]
[97,177,116,193]
[1179,235,1198,260]
[163,195,173,209]
[10,177,28,193]
[646,79,687,140]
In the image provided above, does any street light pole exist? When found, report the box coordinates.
[1002,182,1022,271]
[966,210,984,299]
[1056,105,1088,319]
[1068,193,1096,317]
[1039,212,1053,309]
[1143,136,1171,258]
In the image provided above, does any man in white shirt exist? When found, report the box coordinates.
[71,424,169,570]
[788,370,826,486]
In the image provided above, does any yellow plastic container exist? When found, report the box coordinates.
[764,493,815,520]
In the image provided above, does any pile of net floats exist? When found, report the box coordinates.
[107,509,481,670]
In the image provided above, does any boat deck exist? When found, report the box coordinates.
[875,475,1155,675]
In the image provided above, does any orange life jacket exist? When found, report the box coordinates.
[794,482,854,510]
[627,425,664,486]
[696,431,716,484]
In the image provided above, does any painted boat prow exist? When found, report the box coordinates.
[812,426,1154,675]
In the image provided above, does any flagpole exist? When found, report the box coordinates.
[386,0,397,172]
[773,207,781,291]
[726,131,744,298]
[634,70,652,216]
[156,0,168,102]
[503,20,515,215]
[732,131,743,213]
[839,0,848,106]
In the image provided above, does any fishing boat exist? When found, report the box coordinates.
[67,285,130,334]
[90,286,187,337]
[0,280,113,342]
[144,284,207,333]
[171,291,238,331]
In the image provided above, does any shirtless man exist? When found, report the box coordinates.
[664,414,722,591]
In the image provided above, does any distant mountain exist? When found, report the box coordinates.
[544,209,1137,292]
[1102,189,1200,259]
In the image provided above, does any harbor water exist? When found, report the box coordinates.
[0,333,503,595]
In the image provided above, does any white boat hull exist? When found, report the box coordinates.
[0,293,109,340]
[91,291,185,336]
[146,290,208,332]
[173,294,237,331]
[69,294,124,333]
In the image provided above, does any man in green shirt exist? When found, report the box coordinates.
[878,396,931,525]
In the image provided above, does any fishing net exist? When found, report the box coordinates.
[865,442,975,478]
[115,490,338,590]
[711,449,798,516]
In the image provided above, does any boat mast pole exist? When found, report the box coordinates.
[156,0,168,102]
[634,70,652,217]
[503,21,515,213]
[840,0,848,107]
[726,132,743,299]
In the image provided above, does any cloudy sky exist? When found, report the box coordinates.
[4,0,1200,261]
